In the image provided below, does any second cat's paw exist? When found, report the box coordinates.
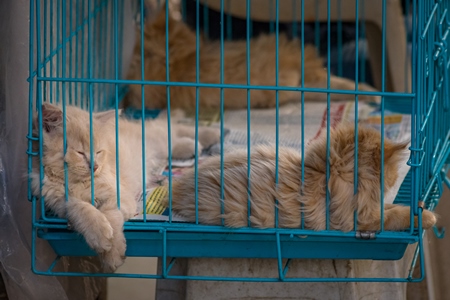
[199,127,222,149]
[172,138,201,160]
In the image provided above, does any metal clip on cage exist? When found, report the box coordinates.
[28,0,450,282]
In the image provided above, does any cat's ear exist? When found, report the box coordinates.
[95,109,121,122]
[384,140,409,163]
[41,103,63,133]
[147,1,168,25]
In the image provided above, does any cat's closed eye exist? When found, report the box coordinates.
[76,151,84,156]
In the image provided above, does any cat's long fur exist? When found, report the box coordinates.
[170,124,436,231]
[125,6,379,111]
[30,103,220,271]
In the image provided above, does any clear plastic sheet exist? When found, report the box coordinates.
[0,0,135,298]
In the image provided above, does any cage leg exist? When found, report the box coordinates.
[161,229,167,278]
[47,255,62,273]
[155,258,187,300]
[275,233,285,281]
[167,257,177,275]
[423,233,437,300]
[282,259,292,279]
[407,210,426,282]
[432,225,446,239]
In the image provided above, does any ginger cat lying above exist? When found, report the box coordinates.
[126,6,379,111]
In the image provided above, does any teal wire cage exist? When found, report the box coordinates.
[28,0,450,281]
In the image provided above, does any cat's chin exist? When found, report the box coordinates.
[79,168,102,177]
[70,173,101,184]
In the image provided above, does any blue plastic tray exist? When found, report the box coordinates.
[38,228,416,260]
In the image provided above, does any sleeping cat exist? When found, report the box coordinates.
[29,103,220,271]
[169,124,437,231]
[125,5,379,111]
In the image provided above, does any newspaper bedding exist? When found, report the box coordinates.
[131,100,412,222]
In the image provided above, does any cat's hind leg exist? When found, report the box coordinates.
[358,204,436,231]
[303,74,380,103]
[384,205,436,230]
[328,75,380,102]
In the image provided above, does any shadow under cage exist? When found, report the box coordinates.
[27,0,450,281]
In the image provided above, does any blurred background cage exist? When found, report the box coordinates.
[28,0,450,283]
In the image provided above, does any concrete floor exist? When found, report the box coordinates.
[107,258,158,300]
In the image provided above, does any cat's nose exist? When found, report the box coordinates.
[92,163,99,172]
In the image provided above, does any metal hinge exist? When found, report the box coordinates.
[355,231,376,240]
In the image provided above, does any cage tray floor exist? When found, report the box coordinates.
[38,227,418,260]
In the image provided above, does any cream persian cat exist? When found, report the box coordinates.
[170,124,437,231]
[30,103,220,271]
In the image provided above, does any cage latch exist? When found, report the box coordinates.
[355,231,376,240]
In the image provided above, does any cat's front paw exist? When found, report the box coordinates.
[101,246,126,272]
[84,220,114,253]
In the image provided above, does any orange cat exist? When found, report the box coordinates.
[125,7,379,111]
[169,124,436,231]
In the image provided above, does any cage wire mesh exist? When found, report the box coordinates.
[31,0,128,111]
[27,0,450,281]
